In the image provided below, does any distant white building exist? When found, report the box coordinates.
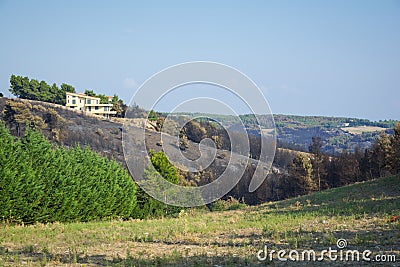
[65,92,116,116]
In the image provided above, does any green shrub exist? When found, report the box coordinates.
[209,197,246,212]
[0,123,137,223]
[133,150,181,219]
[147,110,158,121]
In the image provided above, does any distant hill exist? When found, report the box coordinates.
[162,112,397,154]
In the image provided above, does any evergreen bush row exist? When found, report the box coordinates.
[0,123,137,223]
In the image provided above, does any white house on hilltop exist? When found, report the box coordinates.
[65,92,117,116]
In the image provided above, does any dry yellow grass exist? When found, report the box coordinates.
[341,126,387,135]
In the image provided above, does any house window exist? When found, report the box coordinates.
[104,107,108,111]
[96,100,99,104]
[72,100,76,105]
[88,106,92,111]
[87,99,91,104]
[95,106,98,110]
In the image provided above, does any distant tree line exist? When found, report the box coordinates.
[273,114,398,129]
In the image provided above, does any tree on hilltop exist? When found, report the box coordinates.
[9,75,75,105]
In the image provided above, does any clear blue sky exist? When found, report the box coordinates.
[0,0,399,120]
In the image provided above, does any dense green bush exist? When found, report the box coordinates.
[133,150,181,219]
[0,124,137,223]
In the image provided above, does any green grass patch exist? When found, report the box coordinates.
[0,175,399,266]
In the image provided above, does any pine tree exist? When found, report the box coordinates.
[390,122,400,174]
[308,137,328,190]
[287,152,316,197]
[371,132,392,177]
[133,150,181,218]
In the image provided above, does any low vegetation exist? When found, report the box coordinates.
[0,175,398,266]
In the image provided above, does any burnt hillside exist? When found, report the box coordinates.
[0,97,294,204]
[0,97,125,163]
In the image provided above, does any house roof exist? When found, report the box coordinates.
[66,92,100,100]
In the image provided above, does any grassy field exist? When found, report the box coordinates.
[0,175,399,266]
[341,126,387,135]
